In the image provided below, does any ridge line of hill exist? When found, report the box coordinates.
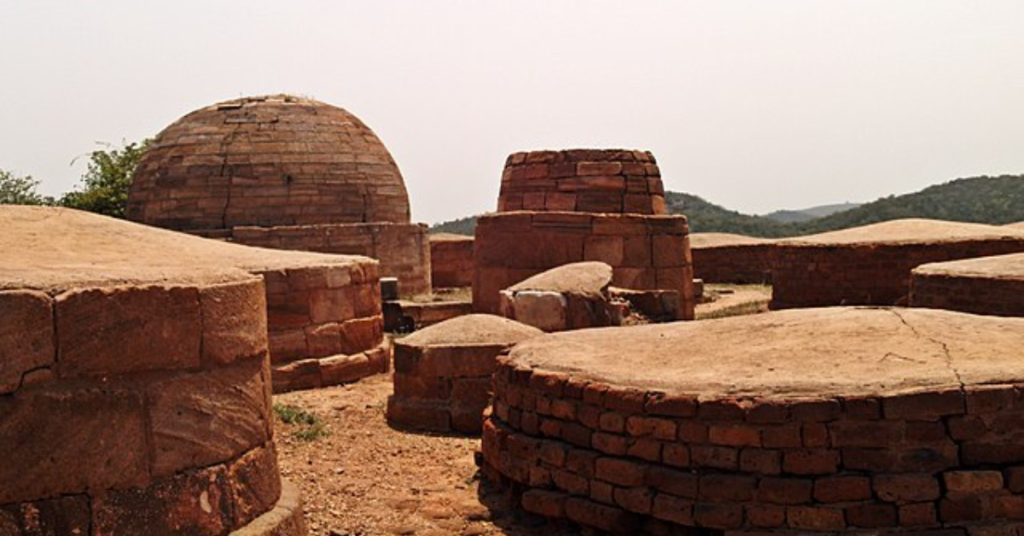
[430,174,1024,238]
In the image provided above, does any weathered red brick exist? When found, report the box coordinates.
[757,477,813,505]
[595,457,646,487]
[874,473,941,503]
[787,505,845,531]
[813,475,871,503]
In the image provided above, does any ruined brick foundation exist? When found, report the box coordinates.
[472,212,694,319]
[481,308,1024,535]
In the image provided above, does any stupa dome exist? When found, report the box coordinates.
[128,94,410,230]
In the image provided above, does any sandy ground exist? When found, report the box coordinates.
[274,374,579,536]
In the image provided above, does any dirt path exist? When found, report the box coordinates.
[274,374,578,536]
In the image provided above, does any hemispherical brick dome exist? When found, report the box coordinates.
[128,94,410,231]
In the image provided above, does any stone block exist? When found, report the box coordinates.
[320,352,373,385]
[0,495,91,535]
[228,445,283,528]
[55,285,202,378]
[92,463,234,536]
[200,279,268,367]
[509,291,567,332]
[0,384,148,504]
[0,290,53,394]
[268,329,308,363]
[305,322,343,357]
[338,316,384,355]
[309,288,354,324]
[147,358,270,477]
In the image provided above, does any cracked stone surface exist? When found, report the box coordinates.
[507,306,1024,399]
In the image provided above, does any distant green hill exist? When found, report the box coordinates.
[431,174,1024,238]
[763,202,862,224]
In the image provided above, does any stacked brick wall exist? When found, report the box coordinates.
[0,277,304,536]
[482,357,1024,535]
[127,95,410,231]
[498,150,666,215]
[472,212,694,319]
[771,239,1024,309]
[911,270,1024,318]
[232,222,431,296]
[254,263,389,392]
[692,244,775,285]
[430,234,474,288]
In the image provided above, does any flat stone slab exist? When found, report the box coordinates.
[507,306,1024,399]
[1,206,372,293]
[689,232,773,248]
[399,314,542,348]
[915,252,1024,280]
[778,218,1024,247]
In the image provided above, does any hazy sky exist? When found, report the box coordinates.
[2,2,1022,224]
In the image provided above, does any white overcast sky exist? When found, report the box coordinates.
[1,2,1022,223]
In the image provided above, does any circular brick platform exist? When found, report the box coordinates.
[911,253,1024,317]
[388,314,542,433]
[498,149,666,215]
[482,307,1024,535]
[3,206,388,394]
[1,211,304,534]
[771,219,1024,309]
[690,233,775,285]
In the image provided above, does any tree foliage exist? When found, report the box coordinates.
[0,169,53,206]
[60,139,151,218]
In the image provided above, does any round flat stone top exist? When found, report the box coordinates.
[508,262,612,298]
[779,218,1024,247]
[1,206,373,293]
[127,94,410,231]
[689,232,773,248]
[399,314,542,348]
[509,307,1024,400]
[915,252,1024,281]
[429,233,473,243]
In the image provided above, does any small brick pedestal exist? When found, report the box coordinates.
[387,314,542,434]
[911,252,1024,317]
[481,307,1024,535]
